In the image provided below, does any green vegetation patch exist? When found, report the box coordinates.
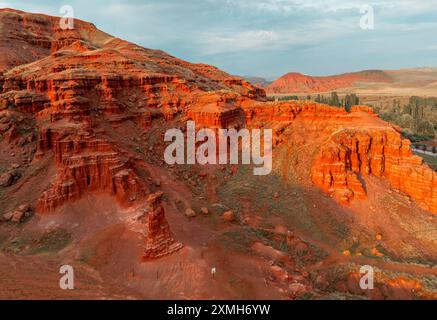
[414,151,437,170]
[1,228,71,255]
[216,165,349,244]
[220,227,272,253]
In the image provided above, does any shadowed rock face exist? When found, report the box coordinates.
[243,102,437,213]
[0,9,435,221]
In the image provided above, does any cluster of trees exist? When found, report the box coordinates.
[404,97,437,119]
[379,96,437,140]
[314,92,360,112]
[413,144,437,153]
[277,95,299,101]
[270,92,361,112]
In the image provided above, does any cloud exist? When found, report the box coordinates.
[197,16,357,55]
[1,0,436,77]
[198,30,281,55]
[220,0,436,14]
[220,0,393,13]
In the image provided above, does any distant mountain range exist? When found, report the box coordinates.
[241,76,272,89]
[244,68,437,96]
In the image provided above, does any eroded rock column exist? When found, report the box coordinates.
[143,192,183,260]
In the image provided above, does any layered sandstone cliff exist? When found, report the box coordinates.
[0,8,435,221]
[312,126,437,212]
[36,126,144,212]
[0,9,264,214]
[241,101,437,214]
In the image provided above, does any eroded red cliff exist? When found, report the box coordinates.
[0,9,435,225]
[312,126,437,212]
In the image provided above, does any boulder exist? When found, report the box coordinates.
[270,265,288,281]
[11,163,20,169]
[185,208,196,218]
[0,170,20,187]
[11,210,25,223]
[288,283,307,298]
[2,204,32,223]
[2,211,13,222]
[18,204,30,212]
[0,172,14,187]
[223,210,235,222]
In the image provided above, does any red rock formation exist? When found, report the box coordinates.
[0,10,437,296]
[0,91,49,113]
[186,92,246,128]
[187,102,243,128]
[0,9,261,213]
[0,9,114,72]
[142,192,183,260]
[312,127,437,212]
[36,127,145,212]
[0,9,435,221]
[266,70,393,94]
[242,100,437,213]
[245,100,350,123]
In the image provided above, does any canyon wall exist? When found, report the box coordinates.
[312,127,437,212]
[0,8,435,218]
[184,97,437,214]
[0,9,262,213]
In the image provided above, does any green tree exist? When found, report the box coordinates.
[330,92,340,107]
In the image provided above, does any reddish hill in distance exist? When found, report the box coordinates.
[243,76,272,89]
[266,70,393,94]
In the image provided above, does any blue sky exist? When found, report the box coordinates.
[2,0,437,79]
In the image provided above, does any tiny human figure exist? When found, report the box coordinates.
[211,267,217,280]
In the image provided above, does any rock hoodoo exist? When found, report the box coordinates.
[142,192,183,260]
